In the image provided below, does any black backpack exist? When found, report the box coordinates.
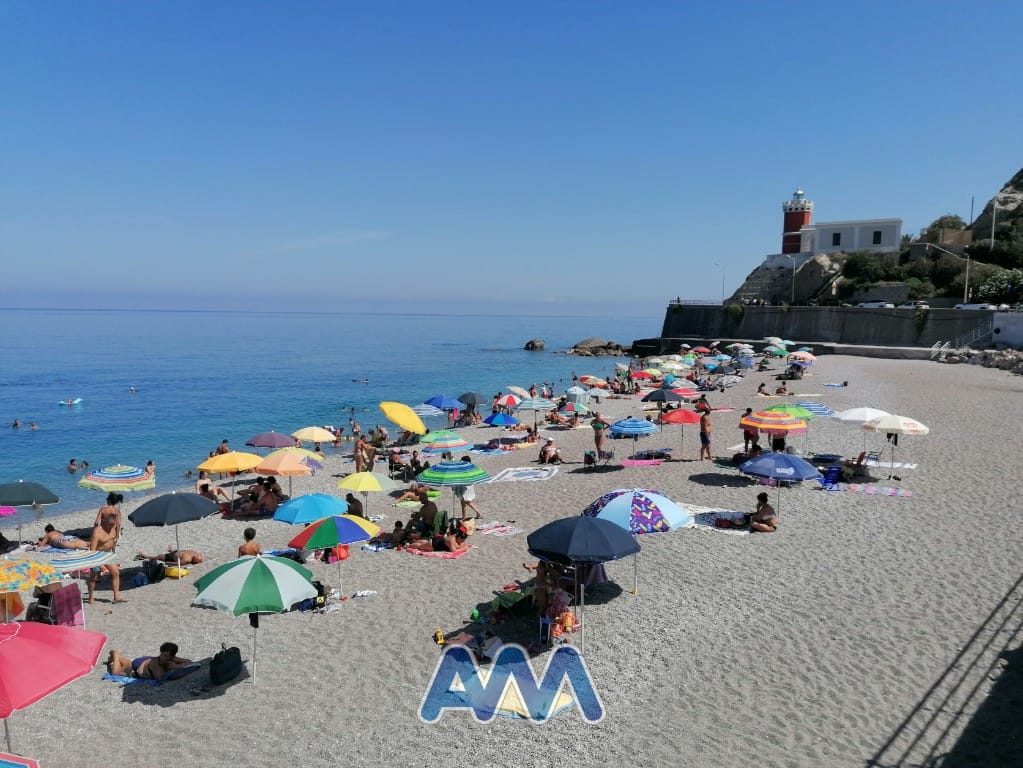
[210,644,243,685]
[141,559,166,583]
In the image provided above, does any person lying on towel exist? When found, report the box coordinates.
[107,643,192,680]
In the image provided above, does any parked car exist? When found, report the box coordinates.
[953,303,997,310]
[857,301,895,308]
[897,301,930,310]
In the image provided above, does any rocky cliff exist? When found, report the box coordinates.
[970,167,1023,241]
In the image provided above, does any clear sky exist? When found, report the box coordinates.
[2,2,1020,315]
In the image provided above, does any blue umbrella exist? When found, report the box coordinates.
[738,452,822,511]
[581,489,691,533]
[483,412,519,427]
[611,417,658,453]
[273,493,349,525]
[424,395,464,411]
[412,403,445,418]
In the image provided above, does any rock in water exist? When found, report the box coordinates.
[568,338,629,356]
[524,339,545,351]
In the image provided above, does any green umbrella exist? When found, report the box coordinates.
[193,555,316,682]
[763,404,814,420]
[417,461,491,521]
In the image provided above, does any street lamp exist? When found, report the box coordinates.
[785,255,796,305]
[922,243,971,303]
[713,261,725,303]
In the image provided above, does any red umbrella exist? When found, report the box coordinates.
[630,371,652,380]
[0,622,106,752]
[661,409,702,459]
[671,387,699,398]
[692,346,711,354]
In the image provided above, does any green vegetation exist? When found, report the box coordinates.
[925,214,967,231]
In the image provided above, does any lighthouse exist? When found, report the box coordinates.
[782,188,813,254]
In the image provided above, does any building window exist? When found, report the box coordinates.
[872,230,882,245]
[831,233,841,247]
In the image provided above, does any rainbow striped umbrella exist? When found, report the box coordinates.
[739,410,807,436]
[763,404,814,420]
[418,460,491,517]
[420,430,470,453]
[287,514,379,593]
[78,464,155,493]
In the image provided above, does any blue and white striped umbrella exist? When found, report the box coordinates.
[412,403,445,418]
[796,401,835,417]
[610,418,658,438]
[515,398,557,412]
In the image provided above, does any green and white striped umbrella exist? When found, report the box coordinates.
[417,461,491,487]
[193,555,316,616]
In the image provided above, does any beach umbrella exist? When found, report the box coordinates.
[642,368,662,377]
[274,493,348,525]
[505,386,531,400]
[484,412,519,427]
[423,395,463,411]
[0,560,62,621]
[645,358,665,366]
[254,452,312,497]
[287,514,379,591]
[641,389,683,429]
[11,549,116,575]
[128,492,218,567]
[661,408,701,458]
[78,464,155,493]
[0,621,107,752]
[337,471,398,516]
[412,403,445,419]
[610,417,658,456]
[379,402,427,435]
[764,347,788,357]
[862,414,929,478]
[834,407,891,453]
[0,481,59,543]
[714,353,731,362]
[515,398,557,429]
[577,375,606,387]
[197,451,262,474]
[582,489,691,533]
[527,516,640,651]
[245,432,295,450]
[739,451,822,511]
[495,393,521,409]
[763,404,814,420]
[788,351,816,362]
[193,555,315,683]
[558,402,588,416]
[417,461,491,518]
[718,374,743,387]
[457,392,486,412]
[692,346,711,354]
[291,426,335,444]
[266,446,325,463]
[671,387,699,398]
[739,410,808,437]
[420,429,470,453]
[629,371,652,380]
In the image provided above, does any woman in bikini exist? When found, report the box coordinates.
[590,413,611,456]
[107,643,191,680]
[93,492,124,535]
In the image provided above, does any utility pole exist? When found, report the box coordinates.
[990,202,998,251]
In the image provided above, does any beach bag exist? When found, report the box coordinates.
[142,559,166,583]
[583,451,596,468]
[210,644,243,685]
[164,566,189,579]
[326,544,349,564]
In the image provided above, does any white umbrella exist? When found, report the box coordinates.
[506,386,531,400]
[834,407,892,453]
[862,414,929,478]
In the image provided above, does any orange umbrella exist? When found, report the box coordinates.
[255,452,313,497]
[197,451,262,474]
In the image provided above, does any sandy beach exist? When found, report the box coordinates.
[10,355,1023,768]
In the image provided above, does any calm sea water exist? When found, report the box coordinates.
[0,309,658,523]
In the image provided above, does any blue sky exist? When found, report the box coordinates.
[2,2,1019,315]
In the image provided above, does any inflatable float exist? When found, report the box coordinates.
[58,398,83,406]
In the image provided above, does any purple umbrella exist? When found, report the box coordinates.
[246,432,296,449]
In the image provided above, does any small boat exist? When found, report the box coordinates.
[351,379,369,384]
[59,398,83,406]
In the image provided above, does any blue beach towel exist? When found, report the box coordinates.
[103,664,201,686]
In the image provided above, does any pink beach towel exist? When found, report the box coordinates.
[52,582,85,627]
[621,459,663,467]
[842,483,913,497]
[403,546,472,559]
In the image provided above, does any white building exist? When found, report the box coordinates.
[799,218,902,256]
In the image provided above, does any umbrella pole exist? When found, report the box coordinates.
[337,558,343,599]
[5,717,12,754]
[632,548,638,595]
[362,491,369,519]
[580,580,586,654]
[252,625,258,684]
[175,527,181,575]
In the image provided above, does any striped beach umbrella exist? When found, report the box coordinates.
[288,514,379,592]
[12,549,116,575]
[412,403,446,418]
[739,410,807,436]
[417,461,490,487]
[495,393,521,409]
[78,464,155,493]
[559,401,589,416]
[514,397,557,429]
[610,417,658,455]
[193,555,316,683]
[420,429,470,453]
[763,404,814,420]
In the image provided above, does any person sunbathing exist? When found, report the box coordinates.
[775,383,789,395]
[750,492,779,533]
[135,549,204,565]
[406,525,468,553]
[107,643,192,680]
[396,482,428,503]
[37,524,89,550]
[539,439,563,464]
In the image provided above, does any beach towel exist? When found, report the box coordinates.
[487,467,558,483]
[863,459,917,469]
[621,459,663,467]
[469,447,509,455]
[52,582,85,628]
[102,665,201,686]
[824,383,847,388]
[403,545,472,559]
[681,504,751,536]
[839,483,914,497]
[478,524,524,537]
[393,500,420,509]
[368,514,385,523]
[361,542,394,552]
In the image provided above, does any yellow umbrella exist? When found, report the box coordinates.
[292,426,336,443]
[337,471,399,516]
[267,447,325,462]
[379,402,427,435]
[197,451,263,473]
[255,452,312,498]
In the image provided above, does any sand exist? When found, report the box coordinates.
[8,356,1023,768]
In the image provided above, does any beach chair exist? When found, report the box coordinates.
[388,454,412,482]
[819,465,842,491]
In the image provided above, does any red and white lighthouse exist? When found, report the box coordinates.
[782,188,813,254]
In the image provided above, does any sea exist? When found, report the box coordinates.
[0,308,660,526]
